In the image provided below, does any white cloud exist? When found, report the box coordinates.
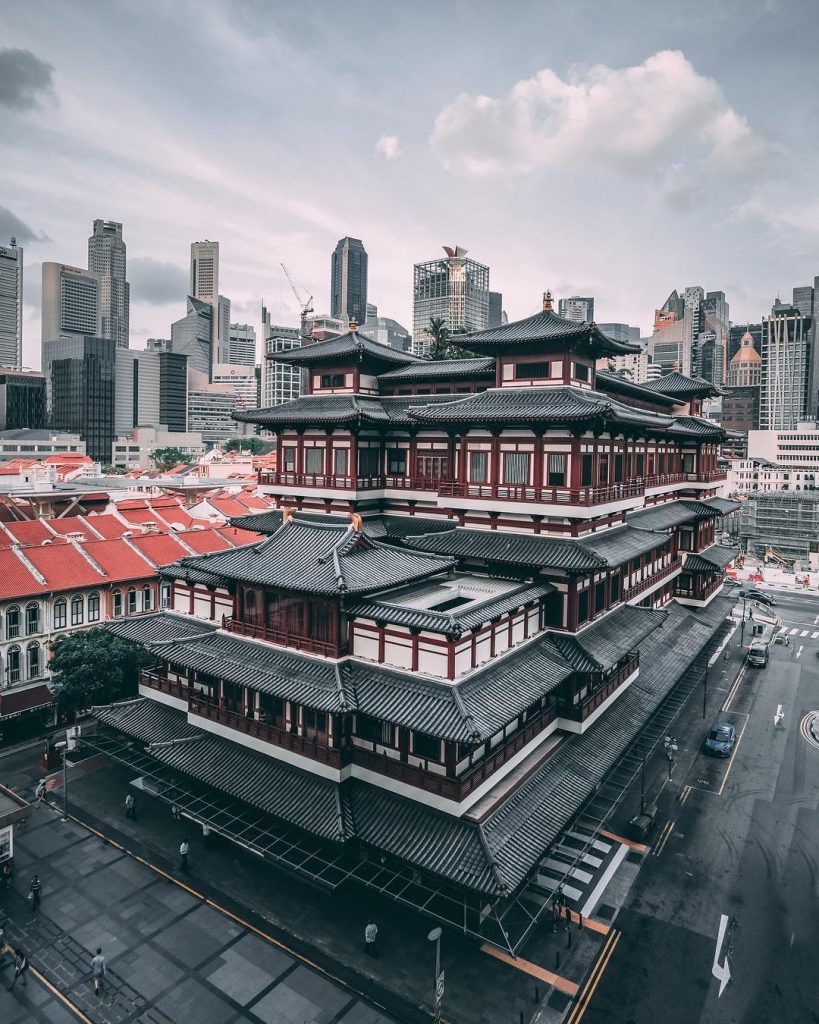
[375,134,401,161]
[431,50,765,177]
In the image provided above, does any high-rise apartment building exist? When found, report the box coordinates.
[212,363,260,432]
[557,296,594,324]
[41,263,101,343]
[261,308,301,408]
[158,352,188,432]
[190,240,230,367]
[330,237,368,326]
[412,245,489,355]
[228,323,256,367]
[187,385,236,445]
[88,219,130,348]
[760,302,812,430]
[42,335,116,463]
[0,239,23,369]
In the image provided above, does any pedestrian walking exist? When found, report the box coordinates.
[28,874,41,912]
[550,898,561,933]
[563,904,572,931]
[201,822,211,845]
[7,948,29,990]
[179,839,190,872]
[34,780,46,805]
[91,947,106,995]
[364,919,378,957]
[124,792,135,820]
[171,804,180,821]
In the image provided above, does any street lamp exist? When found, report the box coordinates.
[428,926,443,1023]
[702,657,708,719]
[739,595,747,648]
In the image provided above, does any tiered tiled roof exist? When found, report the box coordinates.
[682,544,740,573]
[95,594,731,898]
[452,308,641,356]
[640,371,721,400]
[545,604,667,673]
[167,514,454,596]
[378,357,496,383]
[229,509,458,542]
[271,330,420,368]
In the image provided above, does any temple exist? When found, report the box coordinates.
[90,298,739,953]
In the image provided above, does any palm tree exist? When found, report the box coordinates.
[425,316,451,360]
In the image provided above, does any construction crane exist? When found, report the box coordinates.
[280,263,314,341]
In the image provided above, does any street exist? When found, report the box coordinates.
[581,590,819,1024]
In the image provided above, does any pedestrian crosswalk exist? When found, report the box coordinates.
[524,829,629,918]
[785,628,819,638]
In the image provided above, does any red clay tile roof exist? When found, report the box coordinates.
[79,539,156,582]
[0,549,51,600]
[129,533,190,566]
[3,521,55,546]
[80,514,130,540]
[179,529,233,554]
[23,543,107,592]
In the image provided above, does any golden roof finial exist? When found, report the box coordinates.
[543,290,553,312]
[349,317,358,333]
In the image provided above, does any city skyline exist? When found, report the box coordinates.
[2,1,818,369]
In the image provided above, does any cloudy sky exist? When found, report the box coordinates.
[2,0,818,368]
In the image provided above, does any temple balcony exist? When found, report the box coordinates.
[556,652,639,731]
[436,479,645,518]
[222,616,343,659]
[624,556,683,603]
[257,471,386,498]
[673,575,724,607]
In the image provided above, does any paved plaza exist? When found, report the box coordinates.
[0,803,401,1024]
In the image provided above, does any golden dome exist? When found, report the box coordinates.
[731,342,761,364]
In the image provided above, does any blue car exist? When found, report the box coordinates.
[704,722,736,758]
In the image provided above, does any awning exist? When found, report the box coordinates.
[0,683,53,720]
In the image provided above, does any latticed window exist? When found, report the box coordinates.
[304,448,323,474]
[502,452,529,486]
[470,451,488,483]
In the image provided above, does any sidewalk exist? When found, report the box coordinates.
[0,802,401,1024]
[32,759,607,1024]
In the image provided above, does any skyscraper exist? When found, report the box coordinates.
[557,296,594,324]
[171,296,213,377]
[412,245,489,355]
[190,240,230,367]
[228,323,256,367]
[760,302,811,429]
[41,263,101,343]
[488,291,504,329]
[330,237,368,326]
[0,239,23,369]
[88,219,129,348]
[42,335,116,462]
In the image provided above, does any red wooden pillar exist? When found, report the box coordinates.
[296,433,304,476]
[459,434,468,485]
[189,586,195,616]
[533,434,544,496]
[491,432,501,492]
[447,640,455,679]
[411,631,419,672]
[209,589,216,621]
[377,624,385,662]
[350,431,359,483]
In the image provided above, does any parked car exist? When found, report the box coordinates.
[743,588,776,607]
[724,577,742,587]
[747,642,769,667]
[704,722,737,758]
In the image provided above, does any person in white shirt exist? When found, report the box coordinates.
[364,920,378,957]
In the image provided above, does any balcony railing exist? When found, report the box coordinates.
[437,479,645,506]
[383,475,442,491]
[258,471,384,490]
[674,575,724,602]
[643,473,688,487]
[140,670,187,701]
[560,653,639,723]
[624,556,683,599]
[222,616,339,658]
[352,703,559,802]
[689,470,727,483]
[188,697,343,768]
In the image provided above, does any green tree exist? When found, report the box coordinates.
[225,436,264,454]
[425,316,452,360]
[150,447,187,471]
[50,629,154,717]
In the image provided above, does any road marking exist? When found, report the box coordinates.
[600,829,648,854]
[712,914,731,997]
[580,844,628,920]
[796,646,804,660]
[812,632,819,639]
[722,664,746,712]
[565,929,621,1024]
[680,785,692,805]
[481,945,579,996]
[814,614,819,624]
[774,705,784,727]
[800,630,809,637]
[718,714,750,796]
[652,819,675,857]
[799,712,819,750]
[789,628,800,636]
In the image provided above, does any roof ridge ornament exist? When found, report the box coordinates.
[542,290,553,312]
[349,317,358,333]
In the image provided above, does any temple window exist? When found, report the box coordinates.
[358,448,380,477]
[333,448,349,476]
[577,589,590,624]
[515,361,551,380]
[303,708,327,741]
[502,452,529,485]
[282,447,296,472]
[305,448,323,474]
[387,450,406,475]
[470,451,489,483]
[412,731,441,761]
[547,453,566,487]
[320,373,344,388]
[581,454,593,486]
[573,362,591,382]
